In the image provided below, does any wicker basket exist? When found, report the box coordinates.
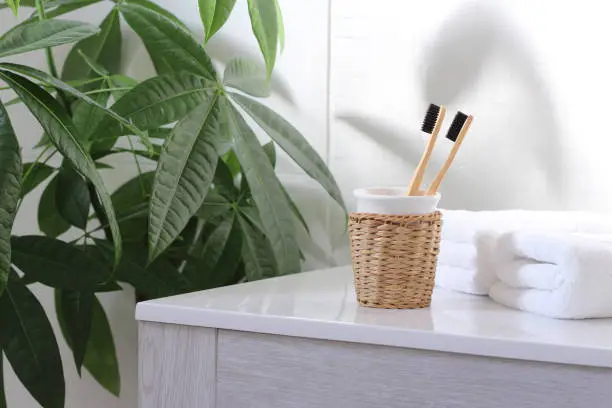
[349,211,442,309]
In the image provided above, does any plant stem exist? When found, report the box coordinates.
[16,145,56,212]
[35,0,72,114]
[84,87,132,95]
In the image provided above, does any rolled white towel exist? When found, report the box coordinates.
[489,232,612,319]
[441,210,612,244]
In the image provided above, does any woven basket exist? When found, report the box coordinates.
[349,211,442,309]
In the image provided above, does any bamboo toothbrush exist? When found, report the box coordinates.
[426,111,473,195]
[407,104,446,195]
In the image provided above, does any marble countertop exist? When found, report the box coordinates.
[136,266,612,368]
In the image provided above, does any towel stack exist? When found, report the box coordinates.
[436,210,612,319]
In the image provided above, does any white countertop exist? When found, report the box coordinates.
[136,266,612,368]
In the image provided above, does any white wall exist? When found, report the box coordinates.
[3,0,612,406]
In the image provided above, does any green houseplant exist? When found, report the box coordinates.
[0,1,346,407]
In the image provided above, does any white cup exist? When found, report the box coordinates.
[354,187,441,215]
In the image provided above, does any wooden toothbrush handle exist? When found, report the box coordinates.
[426,115,473,196]
[407,106,446,195]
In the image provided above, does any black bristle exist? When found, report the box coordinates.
[421,104,441,134]
[446,111,468,142]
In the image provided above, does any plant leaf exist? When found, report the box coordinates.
[92,72,216,141]
[21,162,54,197]
[56,289,93,375]
[263,140,276,167]
[196,190,232,221]
[0,271,64,408]
[225,99,300,274]
[55,165,90,229]
[124,0,189,31]
[0,100,21,296]
[111,171,154,243]
[6,0,18,16]
[0,70,122,266]
[223,57,270,97]
[199,0,236,42]
[184,212,243,290]
[0,19,99,58]
[120,3,217,80]
[274,0,284,52]
[149,97,221,262]
[11,235,111,290]
[96,241,190,299]
[56,292,120,396]
[38,175,71,238]
[35,0,103,20]
[72,83,111,143]
[247,0,278,78]
[231,92,345,210]
[237,212,278,280]
[62,9,122,86]
[0,63,150,148]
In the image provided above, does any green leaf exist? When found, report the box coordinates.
[199,0,236,42]
[38,175,70,238]
[149,97,221,262]
[96,241,190,299]
[21,162,54,197]
[225,99,300,274]
[0,100,21,296]
[196,192,232,221]
[0,19,100,58]
[56,289,93,375]
[56,292,120,396]
[184,212,242,290]
[93,72,216,141]
[263,140,276,167]
[274,0,284,52]
[247,0,278,78]
[36,0,103,20]
[212,157,238,201]
[6,0,18,16]
[0,71,122,266]
[62,9,122,85]
[106,74,138,100]
[0,271,64,408]
[237,212,278,280]
[120,3,217,80]
[56,165,90,229]
[124,0,189,31]
[11,235,111,290]
[111,171,154,243]
[223,57,270,97]
[231,92,345,211]
[72,83,111,143]
[0,63,150,148]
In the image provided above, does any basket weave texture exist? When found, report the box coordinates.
[349,211,442,309]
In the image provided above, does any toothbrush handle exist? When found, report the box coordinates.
[426,115,473,196]
[407,106,446,195]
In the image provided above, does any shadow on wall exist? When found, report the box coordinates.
[337,0,565,211]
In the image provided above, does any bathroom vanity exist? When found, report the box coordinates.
[137,266,612,408]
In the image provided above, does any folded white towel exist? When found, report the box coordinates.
[436,265,489,295]
[441,210,612,244]
[438,241,476,270]
[436,234,498,295]
[489,232,612,319]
